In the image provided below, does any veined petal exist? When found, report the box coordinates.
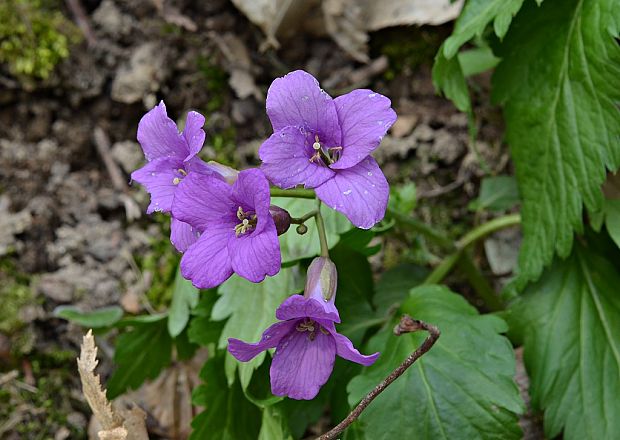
[270,327,336,400]
[227,321,295,362]
[331,90,396,170]
[231,169,273,235]
[228,220,281,283]
[276,295,340,323]
[180,225,234,289]
[266,70,341,146]
[182,111,206,162]
[172,172,236,232]
[170,217,200,253]
[185,156,219,177]
[315,157,389,229]
[131,157,184,214]
[324,323,379,366]
[259,127,335,189]
[137,101,187,161]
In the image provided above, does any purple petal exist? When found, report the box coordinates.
[331,90,396,170]
[137,101,187,161]
[185,156,218,177]
[131,157,184,214]
[180,225,234,289]
[259,127,335,189]
[228,220,281,283]
[230,169,272,235]
[266,70,341,146]
[172,172,236,233]
[170,218,200,253]
[276,295,340,323]
[270,326,336,400]
[182,111,206,162]
[315,157,389,229]
[227,321,296,362]
[324,323,379,366]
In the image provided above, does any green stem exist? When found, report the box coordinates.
[424,213,521,286]
[270,188,316,199]
[290,210,318,225]
[456,214,521,249]
[456,251,503,311]
[389,208,454,250]
[315,200,330,258]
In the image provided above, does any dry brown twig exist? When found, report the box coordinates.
[77,330,149,440]
[317,315,440,440]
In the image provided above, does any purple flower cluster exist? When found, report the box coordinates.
[131,70,394,400]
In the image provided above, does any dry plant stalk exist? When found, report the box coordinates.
[77,330,149,440]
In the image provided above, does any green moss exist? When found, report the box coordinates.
[0,355,87,439]
[0,0,80,80]
[197,55,229,113]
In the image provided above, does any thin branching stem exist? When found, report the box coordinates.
[317,316,440,440]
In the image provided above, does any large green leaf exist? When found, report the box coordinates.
[190,356,261,440]
[506,242,620,439]
[212,268,299,389]
[347,285,523,439]
[107,316,172,398]
[492,0,620,283]
[433,0,526,110]
[272,197,351,263]
[167,268,199,337]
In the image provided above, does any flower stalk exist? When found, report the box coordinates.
[315,200,330,258]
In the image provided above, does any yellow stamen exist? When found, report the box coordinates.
[172,177,181,185]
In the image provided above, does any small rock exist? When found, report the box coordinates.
[0,195,33,256]
[93,0,134,36]
[431,129,463,164]
[390,114,418,138]
[412,123,435,142]
[111,140,143,174]
[111,43,167,104]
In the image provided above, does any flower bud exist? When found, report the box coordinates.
[304,257,338,304]
[207,161,239,184]
[269,205,291,236]
[296,224,308,235]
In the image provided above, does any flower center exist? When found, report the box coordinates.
[234,206,257,236]
[295,318,329,341]
[172,168,187,185]
[309,134,342,167]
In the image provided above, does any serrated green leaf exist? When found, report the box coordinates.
[457,46,501,77]
[107,318,172,398]
[373,263,428,317]
[330,243,376,344]
[443,0,525,58]
[492,0,620,283]
[347,285,523,439]
[506,242,620,439]
[468,175,520,212]
[190,356,261,440]
[212,268,298,389]
[53,305,123,328]
[432,49,471,113]
[388,182,417,215]
[604,199,620,249]
[258,406,293,440]
[167,268,199,337]
[272,197,351,263]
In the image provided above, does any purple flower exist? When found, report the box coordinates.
[259,70,396,229]
[171,168,281,288]
[131,101,220,252]
[228,257,379,400]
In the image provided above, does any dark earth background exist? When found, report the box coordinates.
[0,1,528,438]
